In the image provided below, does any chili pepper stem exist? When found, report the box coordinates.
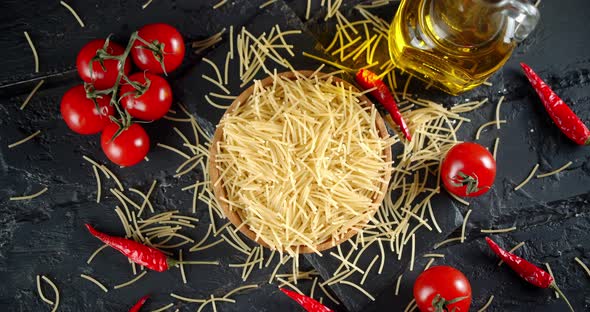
[166,258,178,268]
[550,282,575,312]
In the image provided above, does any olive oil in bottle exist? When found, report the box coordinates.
[388,0,540,95]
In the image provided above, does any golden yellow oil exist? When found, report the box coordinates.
[388,0,516,95]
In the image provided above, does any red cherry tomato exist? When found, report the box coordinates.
[76,39,132,90]
[60,85,114,134]
[120,72,172,121]
[101,123,149,167]
[440,142,496,197]
[131,23,185,74]
[414,266,472,312]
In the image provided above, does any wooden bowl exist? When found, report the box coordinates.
[208,70,392,254]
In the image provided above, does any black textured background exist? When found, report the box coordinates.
[1,0,589,311]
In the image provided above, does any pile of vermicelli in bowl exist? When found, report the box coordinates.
[209,71,394,255]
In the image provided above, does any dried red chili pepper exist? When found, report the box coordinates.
[280,288,333,312]
[485,237,574,312]
[129,295,150,312]
[521,63,590,145]
[355,69,412,141]
[85,224,176,272]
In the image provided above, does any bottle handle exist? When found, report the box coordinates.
[500,0,540,42]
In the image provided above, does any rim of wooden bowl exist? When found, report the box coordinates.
[208,70,393,254]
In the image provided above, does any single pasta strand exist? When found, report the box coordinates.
[498,242,525,266]
[514,164,539,191]
[60,1,85,27]
[492,137,500,160]
[480,227,516,234]
[141,0,153,9]
[476,295,494,312]
[8,130,41,148]
[305,0,312,20]
[536,161,573,178]
[92,166,102,203]
[319,283,340,305]
[434,237,462,249]
[114,271,147,289]
[495,96,505,129]
[394,274,403,296]
[9,187,48,201]
[152,303,174,312]
[476,120,506,140]
[423,253,445,258]
[574,257,590,278]
[24,32,39,73]
[87,244,108,264]
[179,249,187,284]
[360,255,379,285]
[36,275,54,305]
[170,293,206,303]
[223,284,258,298]
[20,80,45,110]
[157,143,191,160]
[259,0,277,8]
[423,258,435,271]
[80,274,108,292]
[409,234,415,271]
[460,209,472,243]
[213,0,228,9]
[41,276,60,312]
[339,280,375,301]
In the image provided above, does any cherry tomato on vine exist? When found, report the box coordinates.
[76,39,132,90]
[101,123,149,167]
[414,266,472,312]
[60,85,114,134]
[120,72,172,121]
[441,142,496,197]
[131,23,185,74]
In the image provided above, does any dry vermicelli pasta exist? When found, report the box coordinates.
[480,227,516,234]
[60,1,85,27]
[514,164,539,191]
[477,295,494,312]
[24,32,39,73]
[41,275,59,312]
[36,275,54,305]
[574,257,590,278]
[80,274,108,292]
[20,80,44,110]
[214,72,393,254]
[212,0,228,9]
[8,130,41,148]
[113,271,147,289]
[536,161,573,178]
[9,187,48,201]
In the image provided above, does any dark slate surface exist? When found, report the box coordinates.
[1,1,589,312]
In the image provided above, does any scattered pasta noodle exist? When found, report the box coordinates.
[477,295,494,312]
[9,187,48,201]
[192,28,226,54]
[514,164,539,191]
[60,1,85,27]
[20,80,44,110]
[80,274,108,292]
[8,130,41,148]
[38,275,60,312]
[24,31,39,73]
[574,257,590,278]
[536,161,573,178]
